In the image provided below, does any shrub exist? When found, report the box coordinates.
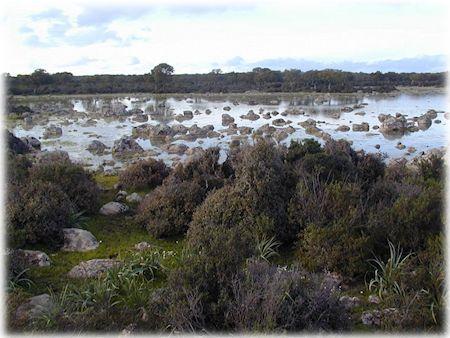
[286,138,323,163]
[119,158,169,190]
[7,180,74,248]
[136,180,204,238]
[298,220,371,278]
[7,153,32,185]
[232,140,290,241]
[296,152,356,182]
[30,160,100,213]
[225,259,349,331]
[355,152,386,187]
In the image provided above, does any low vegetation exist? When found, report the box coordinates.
[6,135,445,333]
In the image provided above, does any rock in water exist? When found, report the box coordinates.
[99,201,130,215]
[62,228,99,252]
[87,140,107,155]
[67,259,121,278]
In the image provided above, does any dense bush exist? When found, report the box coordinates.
[225,259,349,331]
[136,180,204,238]
[30,160,100,213]
[119,158,169,190]
[7,153,32,185]
[7,180,74,248]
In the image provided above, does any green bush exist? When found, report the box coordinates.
[119,158,169,190]
[7,180,74,248]
[30,160,100,213]
[136,180,204,238]
[286,138,323,163]
[7,153,32,185]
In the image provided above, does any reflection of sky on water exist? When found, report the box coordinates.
[11,93,448,169]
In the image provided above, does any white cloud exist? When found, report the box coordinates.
[1,0,448,75]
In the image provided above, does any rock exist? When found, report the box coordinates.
[87,140,107,155]
[21,136,41,151]
[380,115,406,134]
[341,106,353,112]
[444,112,450,120]
[271,111,279,116]
[67,259,121,278]
[336,125,350,132]
[183,110,193,118]
[272,118,287,127]
[62,228,99,252]
[435,119,442,124]
[126,192,143,203]
[417,115,432,130]
[165,143,189,155]
[372,125,380,130]
[352,123,369,132]
[426,109,437,119]
[115,190,128,202]
[240,111,260,121]
[262,112,271,119]
[102,102,128,116]
[7,131,29,154]
[205,109,212,115]
[15,294,54,323]
[172,124,188,135]
[298,118,316,128]
[375,144,381,149]
[361,310,382,326]
[99,201,130,215]
[222,114,235,126]
[256,124,276,136]
[43,125,63,139]
[396,142,406,150]
[339,295,361,310]
[239,126,253,135]
[223,106,231,111]
[134,241,153,251]
[112,136,143,158]
[407,146,416,153]
[16,249,51,267]
[378,114,389,122]
[368,294,381,304]
[132,113,148,122]
[121,323,137,335]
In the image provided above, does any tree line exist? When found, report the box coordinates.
[5,64,446,95]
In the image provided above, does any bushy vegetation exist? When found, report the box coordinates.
[7,180,74,248]
[6,133,444,333]
[30,160,100,214]
[119,158,169,190]
[6,68,445,95]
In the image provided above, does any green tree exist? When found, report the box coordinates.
[151,63,174,92]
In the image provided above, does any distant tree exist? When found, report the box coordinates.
[210,68,222,74]
[151,63,174,92]
[30,69,53,94]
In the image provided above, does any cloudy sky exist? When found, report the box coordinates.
[1,0,448,75]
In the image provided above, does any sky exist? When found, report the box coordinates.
[1,0,449,75]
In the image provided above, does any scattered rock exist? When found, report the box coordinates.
[396,142,406,150]
[223,106,231,111]
[240,111,260,121]
[222,114,235,126]
[112,136,143,158]
[15,294,54,323]
[352,123,369,132]
[380,115,406,134]
[43,125,62,139]
[336,125,350,132]
[339,295,361,310]
[134,242,153,251]
[361,310,381,326]
[99,201,130,216]
[87,140,107,155]
[272,118,287,127]
[62,228,99,252]
[126,192,143,203]
[16,249,51,267]
[67,259,121,278]
[375,144,381,149]
[21,136,41,151]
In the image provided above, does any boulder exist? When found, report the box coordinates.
[361,310,381,326]
[273,129,289,142]
[15,294,54,323]
[134,241,153,251]
[336,125,350,132]
[240,111,260,121]
[426,109,437,119]
[112,136,143,158]
[99,201,130,215]
[223,106,231,111]
[205,109,212,115]
[222,114,235,126]
[87,140,107,155]
[172,124,188,135]
[67,259,121,278]
[126,192,143,203]
[7,131,29,154]
[21,136,41,151]
[272,118,287,127]
[352,123,369,132]
[132,114,148,122]
[16,249,51,267]
[417,115,432,130]
[36,150,70,164]
[43,125,63,139]
[339,295,361,310]
[380,115,406,134]
[62,228,99,252]
[165,143,189,155]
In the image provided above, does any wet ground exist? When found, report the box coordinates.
[9,90,448,170]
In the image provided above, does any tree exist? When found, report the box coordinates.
[210,68,222,74]
[151,63,174,92]
[30,69,53,94]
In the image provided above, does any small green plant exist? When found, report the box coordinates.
[255,235,281,262]
[68,210,89,228]
[368,241,412,300]
[7,268,33,292]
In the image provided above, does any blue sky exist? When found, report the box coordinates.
[1,0,448,75]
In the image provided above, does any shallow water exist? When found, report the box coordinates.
[10,92,448,170]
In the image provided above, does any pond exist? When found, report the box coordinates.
[9,91,448,170]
